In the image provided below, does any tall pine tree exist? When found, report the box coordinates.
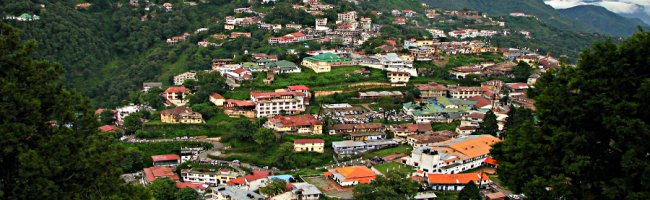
[0,22,150,199]
[492,31,650,199]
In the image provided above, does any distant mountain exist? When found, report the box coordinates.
[559,5,647,36]
[418,0,599,33]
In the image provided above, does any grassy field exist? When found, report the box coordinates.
[362,145,412,159]
[137,112,251,139]
[431,121,461,132]
[374,162,414,175]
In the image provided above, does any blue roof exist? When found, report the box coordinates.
[268,174,294,182]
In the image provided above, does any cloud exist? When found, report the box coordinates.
[545,0,650,14]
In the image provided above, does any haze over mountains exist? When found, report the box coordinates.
[420,0,647,36]
[544,0,650,23]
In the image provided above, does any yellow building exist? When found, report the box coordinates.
[160,106,204,124]
[293,139,325,153]
[301,53,353,73]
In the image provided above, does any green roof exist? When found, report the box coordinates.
[242,62,258,68]
[304,52,352,63]
[267,60,298,70]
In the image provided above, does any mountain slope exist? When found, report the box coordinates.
[559,5,647,36]
[418,0,599,33]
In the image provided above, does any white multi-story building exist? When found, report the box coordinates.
[337,11,357,23]
[315,18,329,31]
[402,135,501,174]
[115,104,152,126]
[174,71,197,85]
[250,91,306,118]
[180,168,240,186]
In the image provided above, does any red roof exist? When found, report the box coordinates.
[233,68,248,74]
[226,99,255,107]
[143,166,179,183]
[269,114,322,127]
[485,157,498,166]
[211,93,225,99]
[176,182,208,190]
[164,86,190,94]
[98,125,118,132]
[385,40,396,46]
[294,139,325,144]
[251,91,301,99]
[95,108,106,115]
[151,154,180,162]
[467,96,491,108]
[288,85,310,91]
[227,170,271,185]
[507,83,529,90]
[291,32,306,37]
[427,173,490,185]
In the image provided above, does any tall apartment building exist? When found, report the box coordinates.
[337,11,357,23]
[250,91,306,118]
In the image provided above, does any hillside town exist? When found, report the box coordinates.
[8,0,569,200]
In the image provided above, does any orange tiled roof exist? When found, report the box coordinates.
[334,166,376,179]
[427,173,490,185]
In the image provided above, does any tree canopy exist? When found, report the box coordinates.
[474,110,498,136]
[458,181,481,200]
[0,22,150,199]
[491,31,650,199]
[352,170,419,200]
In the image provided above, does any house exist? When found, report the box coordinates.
[162,86,190,106]
[176,182,209,194]
[448,86,485,99]
[427,173,491,191]
[226,170,271,190]
[301,53,353,73]
[210,93,226,106]
[391,123,434,138]
[142,166,179,184]
[142,82,163,92]
[456,126,478,135]
[506,82,529,96]
[264,114,322,134]
[223,99,256,118]
[485,157,498,168]
[264,73,274,85]
[358,91,403,99]
[337,11,357,23]
[98,125,119,133]
[210,186,265,200]
[212,58,234,69]
[162,2,173,11]
[332,123,386,141]
[287,182,322,200]
[287,85,311,104]
[332,140,398,155]
[387,71,411,84]
[230,32,252,38]
[294,139,325,153]
[266,60,301,74]
[160,106,204,124]
[181,168,240,186]
[152,154,180,166]
[393,17,406,25]
[75,3,92,9]
[403,135,501,174]
[115,104,153,126]
[174,72,197,85]
[251,91,306,118]
[315,18,329,31]
[225,68,252,82]
[180,147,204,163]
[416,82,448,98]
[324,166,376,186]
[450,65,482,79]
[406,130,457,148]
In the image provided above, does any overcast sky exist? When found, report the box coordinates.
[544,0,650,14]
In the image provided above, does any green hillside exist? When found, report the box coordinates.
[418,0,598,33]
[559,5,648,37]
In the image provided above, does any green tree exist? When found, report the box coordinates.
[513,61,533,82]
[188,71,228,105]
[492,31,650,199]
[352,170,418,200]
[274,142,296,169]
[230,119,257,142]
[457,181,481,200]
[0,22,150,199]
[253,128,276,145]
[191,103,219,120]
[175,188,199,200]
[502,106,533,134]
[474,111,498,136]
[142,87,166,110]
[123,112,144,134]
[100,109,116,125]
[259,178,287,196]
[148,178,177,200]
